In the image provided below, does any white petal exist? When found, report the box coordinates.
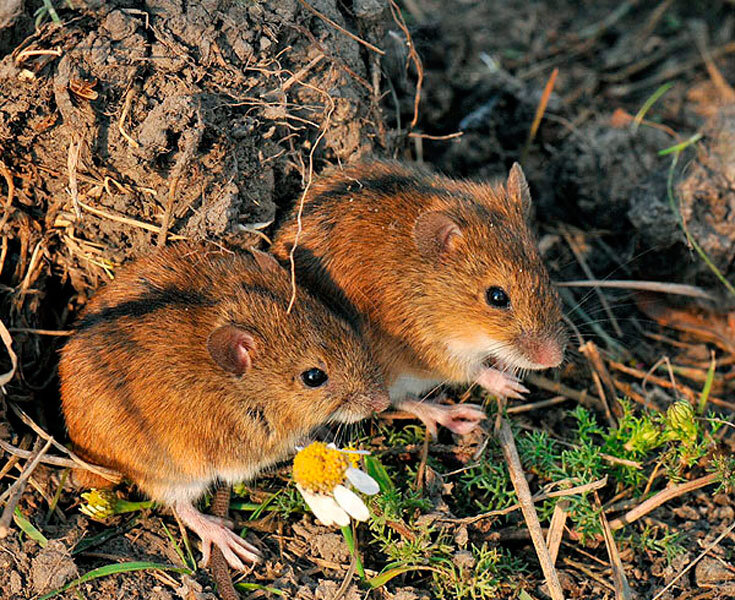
[333,485,370,521]
[297,485,349,527]
[345,468,380,495]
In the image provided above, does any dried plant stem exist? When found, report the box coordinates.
[497,419,565,600]
[608,473,717,530]
[0,438,52,537]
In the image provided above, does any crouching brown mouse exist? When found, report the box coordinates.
[60,243,389,570]
[272,161,566,437]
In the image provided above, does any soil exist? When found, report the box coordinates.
[1,0,735,599]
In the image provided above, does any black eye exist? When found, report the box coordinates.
[301,368,328,388]
[486,286,510,309]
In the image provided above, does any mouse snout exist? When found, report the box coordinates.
[518,332,564,369]
[368,391,391,414]
[348,390,390,415]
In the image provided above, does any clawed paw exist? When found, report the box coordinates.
[475,368,529,399]
[397,398,486,438]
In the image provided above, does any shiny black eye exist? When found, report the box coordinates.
[486,286,510,309]
[301,368,328,388]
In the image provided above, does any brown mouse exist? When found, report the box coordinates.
[272,160,566,437]
[60,243,389,570]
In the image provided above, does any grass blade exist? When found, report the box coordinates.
[38,561,191,600]
[13,507,48,547]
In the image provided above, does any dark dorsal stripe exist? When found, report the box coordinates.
[77,287,213,331]
[299,174,472,220]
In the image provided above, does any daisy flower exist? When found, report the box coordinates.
[293,441,380,527]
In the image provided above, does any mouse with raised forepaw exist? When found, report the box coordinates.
[272,160,566,437]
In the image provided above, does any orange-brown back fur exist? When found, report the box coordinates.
[272,161,565,388]
[60,243,386,503]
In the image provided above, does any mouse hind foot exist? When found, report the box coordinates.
[175,500,262,570]
[396,398,487,438]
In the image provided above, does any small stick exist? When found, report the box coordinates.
[525,373,591,407]
[0,318,18,387]
[0,160,15,232]
[77,199,186,239]
[608,473,717,530]
[438,476,608,526]
[11,404,121,482]
[546,500,569,566]
[555,279,714,300]
[157,173,180,247]
[497,419,565,600]
[296,0,384,55]
[507,395,569,414]
[579,341,619,425]
[67,140,82,219]
[0,438,52,538]
[408,131,463,141]
[118,84,141,149]
[388,0,423,129]
[9,328,74,336]
[651,520,735,600]
[562,228,623,337]
[522,67,558,163]
[598,492,632,600]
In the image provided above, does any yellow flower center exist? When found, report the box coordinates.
[293,442,348,494]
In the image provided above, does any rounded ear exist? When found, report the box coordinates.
[507,162,532,218]
[413,211,462,259]
[207,325,256,376]
[249,248,282,274]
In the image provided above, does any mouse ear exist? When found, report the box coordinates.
[507,163,532,219]
[414,211,463,258]
[207,325,256,376]
[249,248,282,274]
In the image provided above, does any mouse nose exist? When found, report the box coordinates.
[369,391,391,413]
[519,334,564,369]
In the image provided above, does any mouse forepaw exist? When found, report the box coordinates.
[476,367,529,399]
[175,501,262,571]
[396,399,486,437]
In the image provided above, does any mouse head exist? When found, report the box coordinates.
[206,251,389,433]
[411,164,566,376]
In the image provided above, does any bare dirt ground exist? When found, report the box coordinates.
[1,1,735,599]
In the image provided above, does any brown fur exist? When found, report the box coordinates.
[60,243,388,504]
[272,160,566,390]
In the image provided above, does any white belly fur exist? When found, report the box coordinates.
[389,373,443,400]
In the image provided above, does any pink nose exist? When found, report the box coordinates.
[522,336,564,368]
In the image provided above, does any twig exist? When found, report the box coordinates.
[525,373,591,407]
[0,161,15,232]
[0,439,96,469]
[546,499,568,566]
[296,0,384,55]
[0,318,18,388]
[67,140,82,219]
[77,199,186,239]
[118,83,141,148]
[497,419,564,600]
[9,328,74,336]
[438,475,608,525]
[555,279,714,300]
[608,473,718,530]
[522,67,558,163]
[388,0,423,129]
[10,404,121,482]
[286,101,334,313]
[579,341,619,426]
[507,395,570,414]
[562,227,623,337]
[0,438,52,538]
[651,519,735,600]
[598,492,632,600]
[157,173,181,247]
[408,131,463,141]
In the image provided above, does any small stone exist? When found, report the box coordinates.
[452,550,476,570]
[31,540,78,594]
[695,556,735,586]
[353,0,386,18]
